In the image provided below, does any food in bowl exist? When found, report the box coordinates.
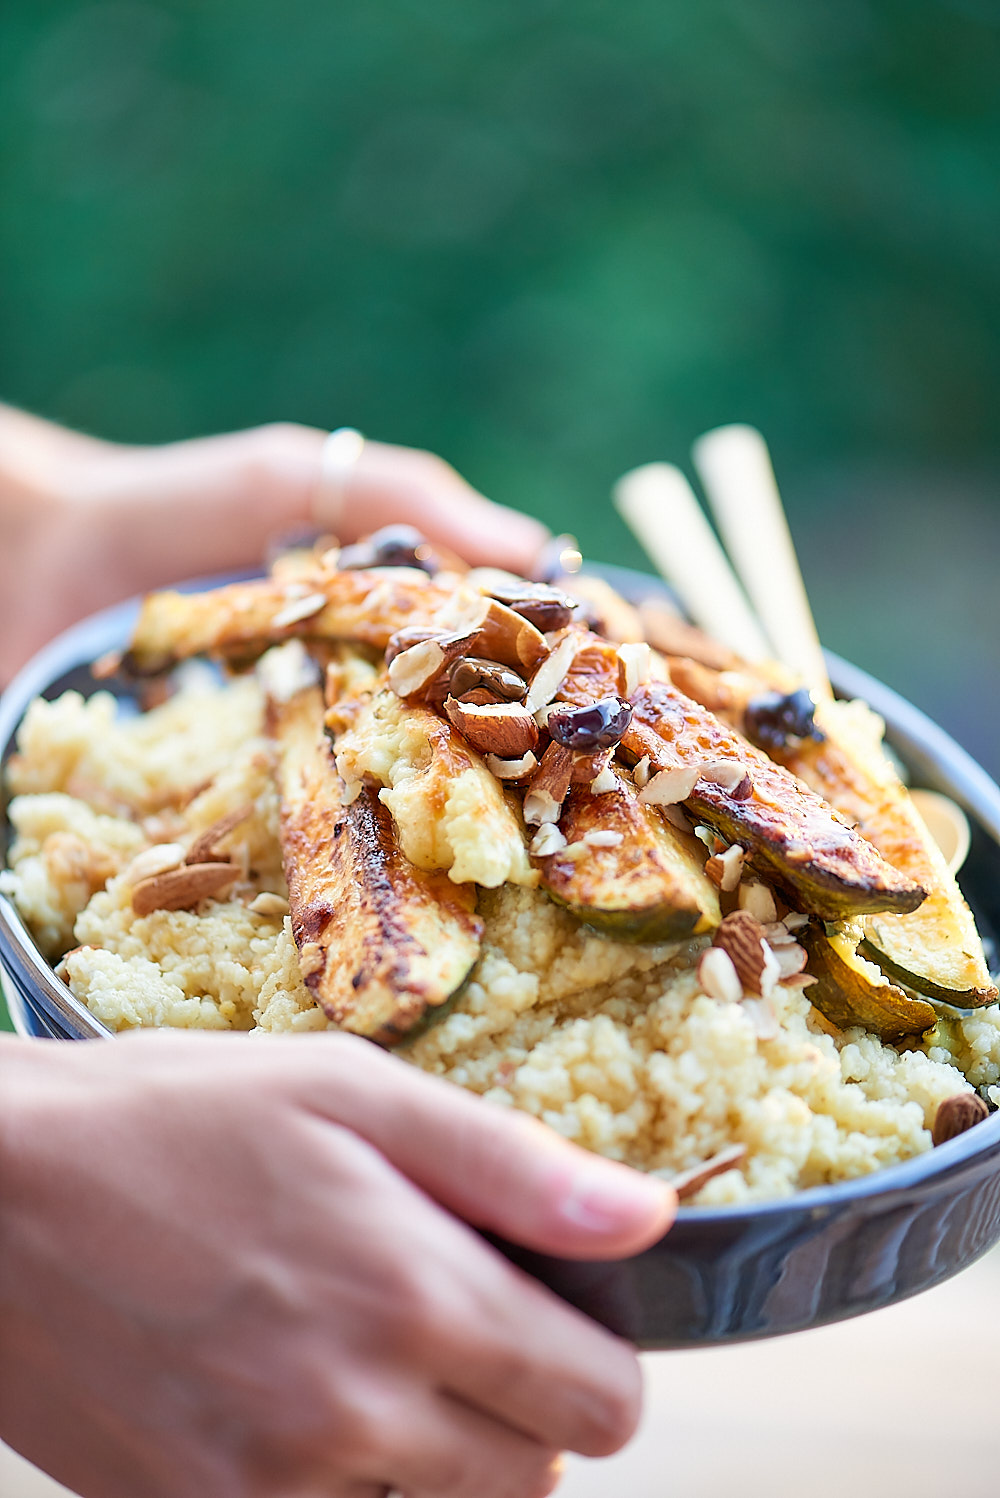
[3,536,998,1207]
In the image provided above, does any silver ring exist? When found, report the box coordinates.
[314,426,366,528]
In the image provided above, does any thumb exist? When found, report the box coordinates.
[301,1036,676,1261]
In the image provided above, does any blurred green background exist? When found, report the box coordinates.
[1,0,999,771]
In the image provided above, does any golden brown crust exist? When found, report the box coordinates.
[558,635,925,920]
[538,767,720,941]
[270,686,483,1043]
[125,568,466,675]
[626,682,924,919]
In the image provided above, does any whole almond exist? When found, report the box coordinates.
[712,911,773,996]
[932,1093,990,1147]
[443,697,539,758]
[132,862,239,916]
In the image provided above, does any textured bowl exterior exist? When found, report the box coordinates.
[3,579,1000,1348]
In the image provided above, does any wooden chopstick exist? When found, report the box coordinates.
[692,425,832,699]
[613,463,771,663]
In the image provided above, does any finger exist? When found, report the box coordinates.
[337,441,549,574]
[297,1035,675,1261]
[375,1391,561,1498]
[262,1105,647,1463]
[432,1253,644,1458]
[76,424,325,592]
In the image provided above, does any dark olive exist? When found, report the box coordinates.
[744,688,825,753]
[485,581,578,632]
[338,525,438,573]
[448,656,527,702]
[547,696,633,751]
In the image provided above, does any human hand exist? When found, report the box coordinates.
[0,409,550,680]
[0,1030,674,1498]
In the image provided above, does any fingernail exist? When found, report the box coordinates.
[560,1165,672,1234]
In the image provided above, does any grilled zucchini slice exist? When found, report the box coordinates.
[270,684,482,1044]
[801,923,937,1040]
[558,637,924,921]
[126,567,460,675]
[632,653,996,1006]
[537,767,720,941]
[779,700,997,1007]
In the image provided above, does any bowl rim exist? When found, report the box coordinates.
[3,579,1000,1224]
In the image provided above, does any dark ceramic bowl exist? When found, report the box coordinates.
[3,579,1000,1349]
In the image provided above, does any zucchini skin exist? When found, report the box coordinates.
[777,709,997,1007]
[537,769,719,943]
[801,925,937,1041]
[271,686,483,1045]
[559,636,926,922]
[634,656,997,1007]
[125,569,462,674]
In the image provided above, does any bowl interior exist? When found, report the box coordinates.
[3,572,1000,1230]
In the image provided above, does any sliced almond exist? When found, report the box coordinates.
[258,640,322,703]
[384,626,446,665]
[590,763,618,795]
[739,882,778,924]
[524,633,579,713]
[247,892,291,917]
[388,638,448,699]
[705,843,745,892]
[638,766,702,807]
[763,920,800,948]
[632,755,651,789]
[697,946,744,1004]
[782,911,810,933]
[444,698,539,759]
[526,740,575,805]
[271,592,328,630]
[582,829,624,848]
[699,759,753,799]
[132,862,239,916]
[185,805,253,866]
[772,942,809,980]
[523,788,563,826]
[669,1144,749,1201]
[571,747,612,784]
[123,843,186,886]
[660,804,693,833]
[530,823,569,857]
[616,641,652,697]
[485,750,539,781]
[742,997,780,1041]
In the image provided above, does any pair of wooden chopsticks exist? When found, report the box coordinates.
[613,424,832,701]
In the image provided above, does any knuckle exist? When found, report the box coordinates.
[432,1443,559,1498]
[325,1381,395,1468]
[411,448,458,490]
